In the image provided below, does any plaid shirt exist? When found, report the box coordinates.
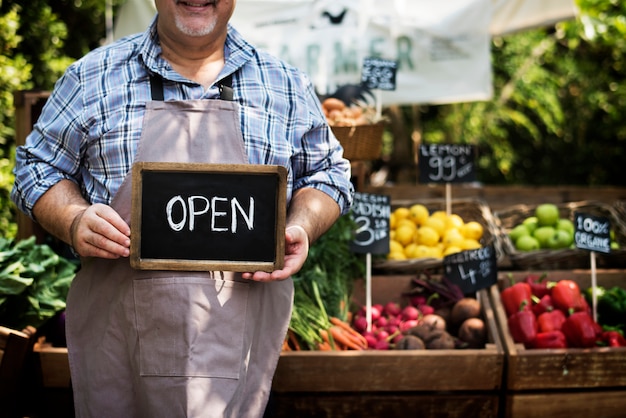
[12,19,353,218]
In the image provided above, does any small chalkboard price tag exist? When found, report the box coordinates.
[130,162,287,272]
[419,144,476,184]
[361,57,398,91]
[443,244,497,295]
[350,192,391,254]
[574,212,611,254]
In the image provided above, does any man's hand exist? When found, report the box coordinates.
[242,225,309,282]
[70,203,131,259]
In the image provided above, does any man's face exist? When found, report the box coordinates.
[155,0,236,39]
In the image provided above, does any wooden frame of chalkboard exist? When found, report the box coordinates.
[130,162,287,272]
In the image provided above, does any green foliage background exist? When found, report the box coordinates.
[1,0,626,240]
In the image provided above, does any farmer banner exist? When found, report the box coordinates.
[113,0,577,105]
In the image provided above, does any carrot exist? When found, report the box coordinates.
[329,326,363,350]
[281,338,291,351]
[317,341,332,351]
[330,317,368,349]
[288,330,301,351]
[319,329,338,350]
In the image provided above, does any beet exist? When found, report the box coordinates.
[395,335,425,350]
[458,318,487,348]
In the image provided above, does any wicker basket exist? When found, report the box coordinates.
[374,198,503,273]
[332,122,384,161]
[495,200,626,270]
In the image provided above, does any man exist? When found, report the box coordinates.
[11,1,353,416]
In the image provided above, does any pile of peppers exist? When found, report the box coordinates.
[501,274,626,349]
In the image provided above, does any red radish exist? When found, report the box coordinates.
[384,302,401,317]
[385,325,399,335]
[375,340,389,350]
[419,304,435,316]
[371,305,382,321]
[399,319,419,332]
[376,329,390,341]
[352,316,368,333]
[387,316,402,327]
[375,316,388,328]
[410,295,427,307]
[401,306,420,321]
[363,332,378,349]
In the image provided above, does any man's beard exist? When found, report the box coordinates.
[175,15,218,37]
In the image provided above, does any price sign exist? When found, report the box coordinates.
[350,192,391,254]
[443,244,497,295]
[361,57,398,91]
[574,212,611,254]
[419,144,476,184]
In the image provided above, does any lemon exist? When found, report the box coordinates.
[409,204,430,226]
[389,239,404,254]
[446,213,465,230]
[412,245,434,258]
[461,238,482,250]
[443,246,463,256]
[396,218,418,231]
[387,251,407,260]
[462,221,484,240]
[389,212,397,230]
[393,207,411,221]
[404,243,419,258]
[442,228,465,248]
[431,210,448,221]
[415,226,440,247]
[423,216,446,237]
[395,224,415,246]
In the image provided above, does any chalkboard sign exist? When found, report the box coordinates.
[350,192,391,254]
[574,212,611,254]
[443,244,497,295]
[130,162,287,272]
[419,144,476,184]
[361,57,398,91]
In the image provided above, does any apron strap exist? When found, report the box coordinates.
[149,73,234,101]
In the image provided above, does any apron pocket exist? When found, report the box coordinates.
[133,276,249,379]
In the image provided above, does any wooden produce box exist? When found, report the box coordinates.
[268,275,505,418]
[491,270,626,418]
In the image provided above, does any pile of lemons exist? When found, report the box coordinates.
[387,204,485,260]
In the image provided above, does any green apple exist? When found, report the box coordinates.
[533,226,556,248]
[556,218,575,236]
[509,224,530,243]
[515,235,540,251]
[611,241,620,250]
[522,216,539,234]
[546,229,573,249]
[535,203,560,227]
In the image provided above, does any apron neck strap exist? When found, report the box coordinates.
[149,73,234,101]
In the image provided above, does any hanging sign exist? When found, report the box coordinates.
[574,212,611,254]
[419,143,476,184]
[443,244,497,295]
[350,192,391,254]
[361,57,398,91]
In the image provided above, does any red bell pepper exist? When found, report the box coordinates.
[561,311,599,348]
[525,273,551,298]
[601,331,626,347]
[501,281,533,317]
[532,294,554,317]
[533,330,568,349]
[508,303,538,348]
[551,280,586,313]
[537,309,566,333]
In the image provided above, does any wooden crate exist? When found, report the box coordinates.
[267,275,505,418]
[491,270,626,418]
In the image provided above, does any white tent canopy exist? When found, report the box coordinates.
[113,0,577,105]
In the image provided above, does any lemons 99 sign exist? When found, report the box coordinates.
[419,144,476,184]
[350,192,391,255]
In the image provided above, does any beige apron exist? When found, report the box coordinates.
[65,76,294,418]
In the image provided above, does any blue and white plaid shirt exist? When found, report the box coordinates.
[12,19,353,218]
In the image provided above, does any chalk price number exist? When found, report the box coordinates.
[419,144,476,184]
[574,212,611,254]
[443,245,497,295]
[350,192,390,255]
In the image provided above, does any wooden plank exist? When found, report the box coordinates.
[505,390,626,418]
[492,270,626,391]
[33,344,72,389]
[267,392,500,418]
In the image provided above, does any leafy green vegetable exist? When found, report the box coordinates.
[0,236,77,330]
[585,285,626,332]
[289,214,365,349]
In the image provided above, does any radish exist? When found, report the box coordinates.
[399,319,419,332]
[418,304,435,316]
[352,316,368,333]
[375,316,388,328]
[383,301,401,317]
[375,339,389,350]
[401,305,420,321]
